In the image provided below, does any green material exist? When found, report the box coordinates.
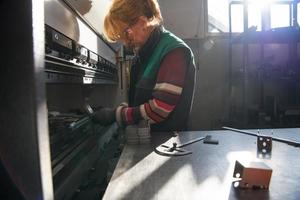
[142,29,195,79]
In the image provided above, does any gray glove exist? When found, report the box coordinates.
[84,104,116,126]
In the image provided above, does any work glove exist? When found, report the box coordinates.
[84,104,116,126]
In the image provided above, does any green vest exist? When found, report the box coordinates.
[130,27,196,131]
[141,28,195,80]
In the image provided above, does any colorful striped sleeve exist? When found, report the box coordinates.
[116,47,188,126]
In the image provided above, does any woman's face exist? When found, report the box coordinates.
[119,16,151,50]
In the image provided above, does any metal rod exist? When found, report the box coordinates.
[178,136,206,148]
[222,126,300,147]
[222,126,258,137]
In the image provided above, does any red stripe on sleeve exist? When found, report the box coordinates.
[154,98,175,112]
[145,103,164,122]
[125,107,134,124]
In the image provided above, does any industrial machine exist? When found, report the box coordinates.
[1,0,127,199]
[44,0,126,199]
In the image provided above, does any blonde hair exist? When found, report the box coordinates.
[103,0,163,42]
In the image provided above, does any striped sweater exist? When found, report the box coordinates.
[116,27,195,131]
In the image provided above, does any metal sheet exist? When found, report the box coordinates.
[103,129,300,200]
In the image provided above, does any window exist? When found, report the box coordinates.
[270,4,290,28]
[207,0,297,34]
[297,3,300,25]
[207,0,229,32]
[248,3,262,31]
[230,4,244,32]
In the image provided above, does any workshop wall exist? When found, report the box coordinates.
[186,38,230,130]
[160,0,206,39]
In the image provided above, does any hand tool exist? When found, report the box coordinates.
[155,134,218,156]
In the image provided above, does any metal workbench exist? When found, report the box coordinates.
[103,128,300,200]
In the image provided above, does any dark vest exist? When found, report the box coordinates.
[129,27,196,132]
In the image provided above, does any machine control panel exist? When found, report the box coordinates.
[46,26,73,59]
[89,51,98,68]
[74,44,88,63]
[52,30,72,50]
[45,25,118,84]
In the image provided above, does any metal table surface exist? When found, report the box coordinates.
[103,128,300,200]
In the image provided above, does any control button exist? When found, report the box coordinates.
[54,33,59,40]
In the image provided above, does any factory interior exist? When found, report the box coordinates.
[1,0,300,199]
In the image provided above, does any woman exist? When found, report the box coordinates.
[91,0,196,131]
